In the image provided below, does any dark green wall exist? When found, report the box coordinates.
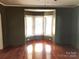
[55,8,73,45]
[4,7,25,47]
[0,5,9,48]
[71,6,79,49]
[56,7,79,49]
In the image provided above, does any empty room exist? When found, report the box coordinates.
[0,0,79,59]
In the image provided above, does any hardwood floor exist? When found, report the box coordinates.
[0,45,26,59]
[53,43,79,59]
[0,42,79,59]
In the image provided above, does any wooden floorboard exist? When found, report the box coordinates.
[0,42,78,59]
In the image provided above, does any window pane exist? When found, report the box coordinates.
[25,15,54,37]
[35,16,43,35]
[44,16,52,36]
[25,16,33,37]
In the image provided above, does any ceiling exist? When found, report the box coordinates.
[0,0,79,7]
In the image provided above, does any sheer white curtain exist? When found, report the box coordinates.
[25,16,33,37]
[24,15,55,37]
[44,16,52,36]
[35,16,43,35]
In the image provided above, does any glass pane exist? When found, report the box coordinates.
[25,15,33,37]
[35,16,43,35]
[44,15,52,36]
[45,44,51,59]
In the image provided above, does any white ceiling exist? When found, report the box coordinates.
[0,0,79,7]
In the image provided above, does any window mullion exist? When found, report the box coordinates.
[25,15,27,37]
[44,16,46,36]
[33,16,35,35]
[43,16,44,35]
[51,16,53,36]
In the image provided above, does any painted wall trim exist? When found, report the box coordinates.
[0,1,78,8]
[0,13,3,49]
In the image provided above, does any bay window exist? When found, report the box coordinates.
[24,14,55,37]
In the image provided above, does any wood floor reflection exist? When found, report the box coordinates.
[0,42,79,59]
